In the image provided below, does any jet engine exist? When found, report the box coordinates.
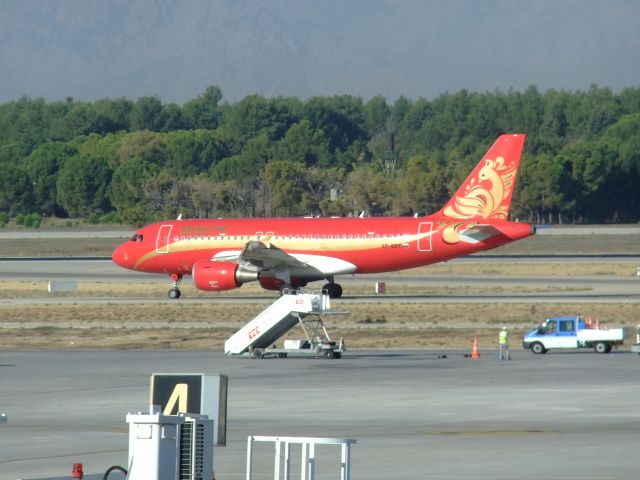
[258,276,285,291]
[192,260,259,291]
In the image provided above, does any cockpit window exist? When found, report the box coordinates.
[130,233,144,242]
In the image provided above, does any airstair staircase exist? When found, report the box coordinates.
[224,292,344,358]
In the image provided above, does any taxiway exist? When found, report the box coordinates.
[1,349,639,480]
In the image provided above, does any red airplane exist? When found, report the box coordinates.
[112,134,534,299]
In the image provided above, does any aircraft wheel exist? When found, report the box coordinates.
[168,288,181,299]
[279,284,295,296]
[323,283,343,298]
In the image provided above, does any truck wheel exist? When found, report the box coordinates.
[531,342,547,354]
[251,349,265,359]
[594,342,611,354]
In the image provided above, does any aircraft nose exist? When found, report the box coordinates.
[111,244,131,269]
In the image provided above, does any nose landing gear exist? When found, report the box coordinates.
[168,273,182,299]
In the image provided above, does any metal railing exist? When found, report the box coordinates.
[246,435,356,480]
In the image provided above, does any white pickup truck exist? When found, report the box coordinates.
[523,316,625,354]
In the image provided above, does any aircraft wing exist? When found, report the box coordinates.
[239,240,311,270]
[212,239,356,277]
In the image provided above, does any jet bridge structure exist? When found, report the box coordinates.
[224,292,345,359]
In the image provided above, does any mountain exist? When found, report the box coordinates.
[1,0,639,103]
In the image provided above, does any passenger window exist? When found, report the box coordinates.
[559,320,574,332]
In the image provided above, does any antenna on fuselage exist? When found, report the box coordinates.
[176,213,183,220]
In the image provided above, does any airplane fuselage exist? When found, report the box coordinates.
[113,216,533,277]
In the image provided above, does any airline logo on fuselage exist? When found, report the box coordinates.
[180,224,226,235]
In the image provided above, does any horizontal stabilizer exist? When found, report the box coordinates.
[457,225,502,244]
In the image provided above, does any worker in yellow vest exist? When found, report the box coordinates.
[499,326,511,361]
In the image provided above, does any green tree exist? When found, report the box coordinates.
[117,131,165,168]
[363,95,390,136]
[304,95,367,156]
[183,85,222,129]
[109,157,158,224]
[93,97,133,133]
[272,120,332,167]
[24,142,77,215]
[73,132,126,170]
[57,155,112,217]
[395,153,450,216]
[344,165,394,216]
[0,162,34,215]
[164,129,229,176]
[131,96,163,131]
[261,160,306,216]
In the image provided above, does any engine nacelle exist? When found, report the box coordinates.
[259,276,285,291]
[258,276,309,291]
[192,260,258,292]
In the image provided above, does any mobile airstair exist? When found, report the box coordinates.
[224,291,346,359]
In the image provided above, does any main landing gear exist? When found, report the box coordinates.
[168,273,182,299]
[279,284,296,296]
[323,282,343,299]
[277,282,343,298]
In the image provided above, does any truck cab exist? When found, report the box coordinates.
[523,315,624,354]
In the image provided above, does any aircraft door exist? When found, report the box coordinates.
[417,222,433,252]
[156,225,173,253]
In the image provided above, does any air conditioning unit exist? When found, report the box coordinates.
[126,409,213,480]
[179,415,213,480]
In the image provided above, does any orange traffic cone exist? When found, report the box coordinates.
[471,337,480,359]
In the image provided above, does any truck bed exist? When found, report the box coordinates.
[577,328,624,343]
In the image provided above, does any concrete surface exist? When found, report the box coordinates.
[1,349,639,480]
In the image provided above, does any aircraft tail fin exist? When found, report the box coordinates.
[436,134,526,220]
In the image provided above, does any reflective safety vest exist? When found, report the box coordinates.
[499,330,508,344]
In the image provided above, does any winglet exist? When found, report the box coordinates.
[437,134,526,220]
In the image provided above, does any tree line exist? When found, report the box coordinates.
[1,84,639,226]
